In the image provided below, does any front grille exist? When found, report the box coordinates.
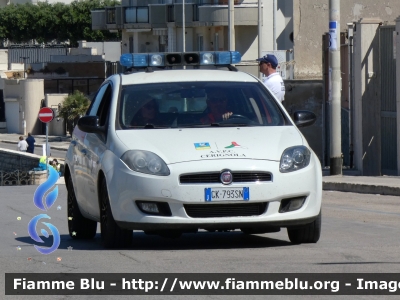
[184,202,268,218]
[180,172,272,184]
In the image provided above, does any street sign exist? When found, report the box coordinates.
[38,107,54,123]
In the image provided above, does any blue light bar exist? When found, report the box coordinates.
[148,53,165,67]
[120,53,133,68]
[120,53,148,68]
[215,51,241,65]
[230,51,242,64]
[120,51,241,68]
[199,52,215,65]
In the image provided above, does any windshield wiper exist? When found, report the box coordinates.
[211,123,249,127]
[125,124,169,129]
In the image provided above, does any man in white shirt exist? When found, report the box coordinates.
[17,136,28,152]
[256,54,285,102]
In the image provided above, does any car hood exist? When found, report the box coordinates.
[115,127,304,164]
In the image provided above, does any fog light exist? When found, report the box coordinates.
[136,201,172,216]
[279,197,306,213]
[138,202,159,214]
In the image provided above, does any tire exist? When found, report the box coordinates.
[287,211,321,244]
[100,178,133,248]
[67,176,97,239]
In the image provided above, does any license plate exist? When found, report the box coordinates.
[204,187,249,202]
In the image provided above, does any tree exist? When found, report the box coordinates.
[58,91,90,135]
[0,0,121,45]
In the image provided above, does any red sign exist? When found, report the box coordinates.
[38,107,54,123]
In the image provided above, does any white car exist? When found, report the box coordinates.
[64,51,322,248]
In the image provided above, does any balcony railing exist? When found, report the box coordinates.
[125,6,149,23]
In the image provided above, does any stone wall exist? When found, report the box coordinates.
[0,149,40,172]
[293,0,400,79]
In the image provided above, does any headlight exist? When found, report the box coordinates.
[279,146,311,173]
[120,150,170,176]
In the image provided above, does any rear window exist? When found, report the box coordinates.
[117,81,287,129]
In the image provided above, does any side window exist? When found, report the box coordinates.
[97,85,112,126]
[88,83,109,116]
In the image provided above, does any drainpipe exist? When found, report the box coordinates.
[229,0,235,51]
[182,0,185,52]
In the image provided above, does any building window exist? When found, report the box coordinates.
[193,4,199,21]
[167,5,174,22]
[137,7,149,23]
[125,6,149,23]
[125,7,137,23]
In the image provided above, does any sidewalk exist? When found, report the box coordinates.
[323,174,400,196]
[0,133,70,151]
[1,133,400,195]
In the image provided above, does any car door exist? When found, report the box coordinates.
[77,83,111,217]
[81,82,113,218]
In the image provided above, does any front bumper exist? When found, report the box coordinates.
[106,156,322,231]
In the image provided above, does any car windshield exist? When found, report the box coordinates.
[118,81,287,129]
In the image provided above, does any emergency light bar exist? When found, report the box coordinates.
[120,51,241,68]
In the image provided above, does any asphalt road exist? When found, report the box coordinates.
[1,187,400,300]
[0,142,67,160]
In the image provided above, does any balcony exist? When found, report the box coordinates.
[91,1,255,31]
[198,3,258,26]
[106,7,124,29]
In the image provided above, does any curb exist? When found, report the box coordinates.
[323,182,400,196]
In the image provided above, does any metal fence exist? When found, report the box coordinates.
[380,25,397,175]
[0,170,34,186]
[7,47,68,66]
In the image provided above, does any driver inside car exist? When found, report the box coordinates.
[200,89,233,124]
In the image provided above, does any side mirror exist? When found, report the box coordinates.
[77,116,105,134]
[293,111,316,128]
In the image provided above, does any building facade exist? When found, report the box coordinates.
[92,0,294,65]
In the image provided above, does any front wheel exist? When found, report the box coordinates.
[67,176,97,239]
[100,178,133,248]
[287,212,321,244]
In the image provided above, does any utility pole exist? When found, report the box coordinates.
[329,0,342,175]
[258,0,262,79]
[182,0,185,52]
[228,0,235,51]
[182,0,186,69]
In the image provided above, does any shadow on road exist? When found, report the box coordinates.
[15,231,293,251]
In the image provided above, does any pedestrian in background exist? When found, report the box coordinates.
[26,132,35,154]
[51,159,61,177]
[256,54,285,102]
[17,136,28,152]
